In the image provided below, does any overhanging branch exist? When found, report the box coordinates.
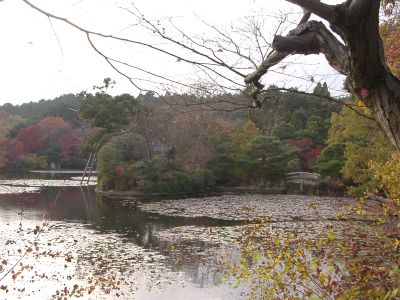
[285,0,336,21]
[245,20,349,100]
[348,0,378,19]
[274,21,349,75]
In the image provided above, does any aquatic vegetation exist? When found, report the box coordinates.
[0,179,96,194]
[139,194,356,221]
[1,183,398,299]
[0,179,97,187]
[0,218,190,299]
[0,185,40,194]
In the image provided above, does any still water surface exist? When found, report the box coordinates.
[0,174,359,299]
[0,174,246,299]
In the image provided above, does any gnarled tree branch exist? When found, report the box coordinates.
[279,0,400,151]
[20,0,400,151]
[286,0,335,21]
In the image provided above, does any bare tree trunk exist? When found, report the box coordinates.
[246,0,400,151]
[364,79,400,151]
[333,0,400,151]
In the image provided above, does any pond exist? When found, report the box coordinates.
[0,173,366,299]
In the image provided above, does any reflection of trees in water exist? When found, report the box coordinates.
[0,184,244,297]
[79,194,238,288]
[2,185,398,298]
[71,224,189,297]
[183,260,223,288]
[9,188,373,295]
[150,226,240,288]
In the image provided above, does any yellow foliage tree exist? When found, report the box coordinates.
[328,102,393,185]
[232,120,261,151]
[369,153,400,200]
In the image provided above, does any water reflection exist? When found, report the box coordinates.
[0,184,243,299]
[2,175,375,299]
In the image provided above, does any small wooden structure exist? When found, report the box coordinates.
[80,152,96,185]
[284,172,320,194]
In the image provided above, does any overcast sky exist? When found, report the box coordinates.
[0,0,345,105]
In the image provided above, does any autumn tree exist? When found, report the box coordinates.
[0,139,23,166]
[59,132,82,161]
[96,132,149,190]
[20,0,400,153]
[285,138,322,170]
[232,121,261,151]
[16,124,42,154]
[327,101,394,193]
[381,0,400,77]
[10,116,83,167]
[247,0,400,152]
[0,112,25,140]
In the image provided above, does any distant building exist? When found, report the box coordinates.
[152,143,174,159]
[284,172,320,194]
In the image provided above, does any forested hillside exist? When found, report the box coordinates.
[0,83,392,196]
[1,94,81,126]
[0,94,85,169]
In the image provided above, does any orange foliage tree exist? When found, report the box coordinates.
[381,0,400,77]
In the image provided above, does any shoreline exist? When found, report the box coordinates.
[29,170,98,174]
[95,186,345,199]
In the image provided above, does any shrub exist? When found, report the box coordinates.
[114,179,128,191]
[137,169,215,194]
[139,158,180,180]
[98,174,115,191]
[156,181,171,193]
[141,180,157,193]
[96,133,148,190]
[369,153,400,199]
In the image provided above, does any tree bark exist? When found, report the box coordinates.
[247,0,400,151]
[20,0,400,151]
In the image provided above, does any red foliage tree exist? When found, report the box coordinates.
[37,116,69,147]
[59,132,82,161]
[381,15,400,78]
[114,165,125,176]
[0,139,23,164]
[285,138,322,171]
[16,124,42,154]
[15,116,82,165]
